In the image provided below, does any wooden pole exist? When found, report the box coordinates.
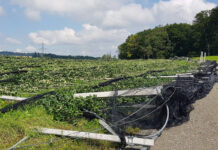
[74,86,162,98]
[0,96,27,101]
[38,128,154,146]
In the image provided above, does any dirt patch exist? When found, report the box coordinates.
[151,83,218,150]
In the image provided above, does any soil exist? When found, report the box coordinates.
[151,82,218,150]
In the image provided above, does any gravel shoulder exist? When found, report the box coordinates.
[151,83,218,150]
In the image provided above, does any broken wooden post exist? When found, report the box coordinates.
[8,136,29,150]
[74,86,162,98]
[149,74,194,79]
[0,96,27,101]
[99,119,117,136]
[204,52,207,62]
[38,128,154,146]
[200,51,203,63]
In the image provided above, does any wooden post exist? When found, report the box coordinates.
[99,119,117,135]
[0,96,27,101]
[74,86,162,98]
[8,136,29,150]
[38,128,154,146]
[204,52,207,62]
[200,51,204,63]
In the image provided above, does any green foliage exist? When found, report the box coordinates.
[0,56,198,97]
[0,99,8,109]
[125,127,140,134]
[207,7,218,55]
[166,23,192,56]
[0,56,200,149]
[119,27,173,59]
[118,7,218,59]
[101,54,115,60]
[38,88,106,123]
[0,56,199,126]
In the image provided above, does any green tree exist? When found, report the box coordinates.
[207,7,218,55]
[101,54,112,60]
[118,27,173,59]
[118,7,218,59]
[166,23,192,56]
[192,10,211,55]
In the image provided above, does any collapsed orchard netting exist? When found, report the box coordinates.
[93,70,165,88]
[0,60,217,148]
[84,60,217,147]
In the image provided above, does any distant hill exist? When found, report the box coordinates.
[0,51,99,60]
[0,51,33,56]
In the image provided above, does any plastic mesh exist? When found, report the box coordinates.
[88,60,217,147]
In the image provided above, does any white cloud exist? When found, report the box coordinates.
[29,25,129,56]
[29,25,129,45]
[103,0,216,28]
[12,0,127,22]
[151,0,216,25]
[14,48,23,53]
[0,6,4,15]
[81,50,87,56]
[6,37,22,45]
[103,4,154,28]
[29,27,80,45]
[13,46,36,53]
[25,45,37,52]
[11,0,217,56]
[25,9,40,21]
[11,0,216,30]
[79,24,129,43]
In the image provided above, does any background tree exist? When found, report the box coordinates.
[101,54,113,60]
[118,7,218,59]
[166,23,192,56]
[192,10,211,55]
[207,7,218,55]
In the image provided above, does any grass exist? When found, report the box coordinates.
[193,55,218,62]
[205,56,218,61]
[0,104,115,149]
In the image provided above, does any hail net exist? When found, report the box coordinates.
[85,60,217,147]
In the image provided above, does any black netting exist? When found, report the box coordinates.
[87,60,217,147]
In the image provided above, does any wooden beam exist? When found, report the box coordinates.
[0,95,27,101]
[99,119,117,136]
[74,86,162,98]
[8,136,29,150]
[38,128,154,146]
[149,74,194,79]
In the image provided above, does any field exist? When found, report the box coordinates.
[205,56,218,61]
[0,56,199,149]
[194,56,218,62]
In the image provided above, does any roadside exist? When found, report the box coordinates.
[151,81,218,150]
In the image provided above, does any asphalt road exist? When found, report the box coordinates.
[151,82,218,150]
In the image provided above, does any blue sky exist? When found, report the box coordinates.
[0,0,217,57]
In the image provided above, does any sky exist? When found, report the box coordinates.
[0,0,217,57]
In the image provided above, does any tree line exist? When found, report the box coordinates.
[118,7,218,59]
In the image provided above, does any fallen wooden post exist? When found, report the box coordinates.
[99,119,117,136]
[0,91,55,113]
[0,70,28,76]
[0,95,28,101]
[74,86,162,98]
[8,136,29,150]
[149,74,194,79]
[38,128,154,146]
